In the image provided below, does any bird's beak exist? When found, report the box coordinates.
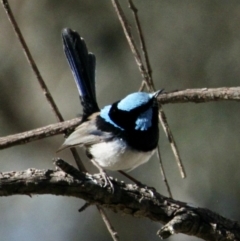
[152,89,164,98]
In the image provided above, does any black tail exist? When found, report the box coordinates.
[62,28,99,121]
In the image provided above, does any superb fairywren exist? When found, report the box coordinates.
[59,28,162,173]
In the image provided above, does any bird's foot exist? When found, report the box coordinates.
[100,169,114,193]
[91,159,114,193]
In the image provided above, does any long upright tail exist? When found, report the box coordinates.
[62,28,100,122]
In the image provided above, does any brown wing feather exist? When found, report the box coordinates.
[57,113,112,152]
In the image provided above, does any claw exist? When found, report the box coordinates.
[91,159,114,193]
[100,169,114,193]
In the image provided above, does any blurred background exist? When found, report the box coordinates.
[0,1,240,240]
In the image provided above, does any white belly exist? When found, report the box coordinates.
[89,139,155,171]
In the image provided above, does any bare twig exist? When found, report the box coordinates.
[118,170,142,185]
[138,81,146,92]
[158,109,186,178]
[157,87,240,104]
[54,158,85,179]
[1,1,118,238]
[129,1,186,178]
[78,202,91,212]
[128,0,153,80]
[0,118,81,150]
[127,0,174,193]
[1,0,85,171]
[1,87,240,151]
[156,145,172,198]
[111,0,186,182]
[1,0,63,122]
[70,147,86,171]
[111,0,152,91]
[97,206,119,241]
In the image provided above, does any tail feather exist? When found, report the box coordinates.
[62,28,99,121]
[87,53,97,102]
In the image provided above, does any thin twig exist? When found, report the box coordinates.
[70,147,86,171]
[138,81,146,92]
[1,0,86,172]
[128,0,153,80]
[1,87,239,150]
[160,110,186,178]
[127,0,186,178]
[127,0,174,193]
[118,170,142,185]
[111,0,152,91]
[156,145,172,198]
[158,110,186,178]
[1,0,63,122]
[0,118,81,150]
[54,158,85,180]
[97,206,119,241]
[111,0,186,179]
[1,1,118,239]
[157,87,240,104]
[79,202,91,212]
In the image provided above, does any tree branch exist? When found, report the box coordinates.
[0,117,81,150]
[158,87,240,104]
[0,159,239,241]
[1,87,239,151]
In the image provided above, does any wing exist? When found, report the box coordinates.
[57,114,113,152]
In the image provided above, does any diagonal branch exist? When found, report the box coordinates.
[0,86,240,151]
[128,0,172,197]
[111,0,152,91]
[1,0,86,172]
[128,0,153,80]
[1,0,63,122]
[1,1,118,238]
[0,159,239,241]
[111,0,186,179]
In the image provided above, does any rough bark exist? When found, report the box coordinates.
[0,159,239,241]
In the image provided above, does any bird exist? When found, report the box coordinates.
[59,28,162,178]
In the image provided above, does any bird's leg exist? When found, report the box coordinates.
[90,159,114,192]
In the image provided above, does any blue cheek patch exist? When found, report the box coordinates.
[100,105,124,130]
[135,108,153,131]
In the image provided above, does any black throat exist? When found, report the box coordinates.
[96,101,159,152]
